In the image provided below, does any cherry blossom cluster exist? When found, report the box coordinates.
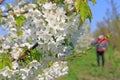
[0,0,89,79]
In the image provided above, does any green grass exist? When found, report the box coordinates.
[55,47,120,80]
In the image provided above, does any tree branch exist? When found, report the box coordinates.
[1,10,29,17]
[18,42,39,61]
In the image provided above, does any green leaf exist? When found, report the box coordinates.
[52,35,57,42]
[30,49,43,61]
[14,14,26,27]
[74,0,82,13]
[89,0,96,5]
[75,0,92,25]
[37,0,48,3]
[48,50,53,57]
[69,42,74,49]
[0,9,2,24]
[62,39,69,46]
[17,30,23,36]
[54,0,64,4]
[80,2,92,23]
[0,53,12,69]
[6,3,11,10]
[47,61,53,68]
[23,49,43,64]
[74,0,93,26]
[0,15,2,24]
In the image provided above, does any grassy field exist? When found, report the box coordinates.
[55,47,120,80]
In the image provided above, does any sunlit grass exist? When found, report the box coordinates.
[55,47,120,80]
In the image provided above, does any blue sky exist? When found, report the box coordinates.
[0,0,14,36]
[0,0,120,35]
[89,0,120,33]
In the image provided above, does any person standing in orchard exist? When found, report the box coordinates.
[91,35,108,67]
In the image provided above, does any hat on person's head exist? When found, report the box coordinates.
[98,34,105,39]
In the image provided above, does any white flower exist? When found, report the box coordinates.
[37,74,44,80]
[7,15,15,23]
[56,35,65,42]
[33,9,42,17]
[0,1,87,79]
[65,0,74,4]
[61,71,68,76]
[28,3,36,9]
[12,61,19,70]
[57,53,65,58]
[0,50,4,53]
[20,68,30,79]
[0,36,5,41]
[20,8,25,13]
[44,74,53,80]
[13,6,20,16]
[53,62,59,68]
[62,66,69,72]
[0,6,5,11]
[20,42,32,49]
[10,47,23,59]
[18,0,26,6]
[29,60,41,69]
[0,66,12,78]
[43,2,55,10]
[2,44,10,50]
[10,28,17,32]
[34,19,45,28]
